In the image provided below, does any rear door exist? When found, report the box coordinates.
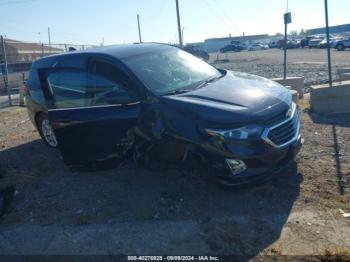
[42,58,141,166]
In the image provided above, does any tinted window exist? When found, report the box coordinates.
[47,68,132,108]
[27,68,41,90]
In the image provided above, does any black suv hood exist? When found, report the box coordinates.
[161,71,292,126]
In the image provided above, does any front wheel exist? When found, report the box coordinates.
[37,113,58,148]
[336,44,345,51]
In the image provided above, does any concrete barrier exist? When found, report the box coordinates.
[310,80,350,114]
[272,77,304,98]
[289,89,299,105]
[340,73,350,82]
[337,68,350,78]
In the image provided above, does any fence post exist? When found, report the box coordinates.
[19,73,25,106]
[0,35,12,106]
[324,0,333,87]
[283,22,287,80]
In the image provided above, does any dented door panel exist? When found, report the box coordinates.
[49,104,141,166]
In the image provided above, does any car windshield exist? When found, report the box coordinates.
[122,48,221,95]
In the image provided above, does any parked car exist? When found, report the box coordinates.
[276,40,285,49]
[183,45,210,61]
[318,38,337,48]
[268,41,279,48]
[284,40,301,49]
[25,43,302,185]
[308,38,324,48]
[300,37,314,48]
[334,37,350,51]
[220,44,245,53]
[248,43,269,51]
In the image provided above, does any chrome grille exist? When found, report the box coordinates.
[267,112,299,145]
[262,103,300,148]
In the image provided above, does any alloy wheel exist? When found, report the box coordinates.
[41,119,58,147]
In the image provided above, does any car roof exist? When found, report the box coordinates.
[72,43,174,59]
[32,43,175,68]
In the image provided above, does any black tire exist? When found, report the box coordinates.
[336,44,345,51]
[37,113,58,148]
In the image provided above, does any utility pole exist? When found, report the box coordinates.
[283,19,288,79]
[137,14,142,43]
[48,27,51,53]
[283,0,291,80]
[324,0,332,87]
[181,27,184,44]
[175,0,183,47]
[0,35,12,106]
[283,11,292,80]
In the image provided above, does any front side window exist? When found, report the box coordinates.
[46,66,132,109]
[122,48,221,95]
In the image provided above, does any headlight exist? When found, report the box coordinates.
[205,124,264,139]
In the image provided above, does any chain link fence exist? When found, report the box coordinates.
[0,36,99,108]
[1,35,350,109]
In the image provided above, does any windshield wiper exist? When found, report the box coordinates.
[196,74,224,89]
[163,89,192,95]
[163,74,224,96]
[207,74,223,83]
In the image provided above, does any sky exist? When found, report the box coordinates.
[1,0,349,45]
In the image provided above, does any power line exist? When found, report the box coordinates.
[0,21,83,38]
[0,21,99,44]
[212,0,239,33]
[138,20,171,42]
[139,0,167,24]
[202,0,238,35]
[0,0,35,6]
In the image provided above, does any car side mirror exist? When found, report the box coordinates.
[104,90,137,105]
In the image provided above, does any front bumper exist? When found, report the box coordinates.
[198,103,302,185]
[231,135,301,185]
[219,135,303,185]
[209,135,303,186]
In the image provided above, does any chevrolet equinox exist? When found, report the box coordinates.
[25,43,302,185]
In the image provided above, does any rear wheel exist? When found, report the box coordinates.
[336,44,345,51]
[37,113,58,148]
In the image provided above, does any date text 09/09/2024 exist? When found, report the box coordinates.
[127,256,220,261]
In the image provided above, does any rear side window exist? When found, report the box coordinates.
[46,69,130,109]
[27,67,41,90]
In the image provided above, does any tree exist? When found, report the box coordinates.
[289,30,298,36]
[275,32,283,37]
[299,28,307,36]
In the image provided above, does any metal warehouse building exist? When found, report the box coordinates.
[307,23,350,35]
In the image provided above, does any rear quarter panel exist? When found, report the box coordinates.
[26,66,48,128]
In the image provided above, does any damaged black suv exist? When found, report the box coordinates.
[25,43,302,185]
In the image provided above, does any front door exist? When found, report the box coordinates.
[43,59,141,166]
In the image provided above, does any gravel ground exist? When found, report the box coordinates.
[210,48,350,87]
[0,48,350,259]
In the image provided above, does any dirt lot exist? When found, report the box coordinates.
[1,48,350,259]
[210,48,350,86]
